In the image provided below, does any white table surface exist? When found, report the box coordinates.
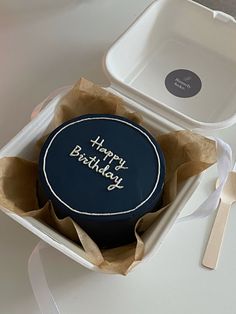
[1,1,236,313]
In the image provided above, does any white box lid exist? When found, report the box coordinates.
[104,0,236,130]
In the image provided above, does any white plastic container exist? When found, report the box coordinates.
[0,90,200,272]
[105,0,236,130]
[0,0,235,273]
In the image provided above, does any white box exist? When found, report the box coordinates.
[0,0,235,273]
[105,0,236,130]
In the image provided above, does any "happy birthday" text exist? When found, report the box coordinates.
[69,136,128,191]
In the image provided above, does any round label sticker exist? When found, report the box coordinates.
[165,69,202,98]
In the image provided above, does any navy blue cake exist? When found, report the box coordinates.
[38,114,165,248]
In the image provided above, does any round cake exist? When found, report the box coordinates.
[38,114,165,248]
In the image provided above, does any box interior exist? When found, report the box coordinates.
[105,0,236,128]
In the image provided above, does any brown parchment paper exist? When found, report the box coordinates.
[0,78,217,275]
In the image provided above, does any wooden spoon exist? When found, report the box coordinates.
[202,171,236,269]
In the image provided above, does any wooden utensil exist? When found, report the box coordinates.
[202,171,236,269]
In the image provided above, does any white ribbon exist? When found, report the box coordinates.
[28,241,60,314]
[178,137,233,222]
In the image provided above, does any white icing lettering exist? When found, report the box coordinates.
[86,156,97,168]
[105,171,115,180]
[90,136,128,170]
[70,145,81,156]
[108,178,124,191]
[69,145,124,191]
[91,136,104,150]
[98,164,110,175]
[78,153,86,162]
[109,154,120,164]
[90,158,100,172]
[99,147,114,161]
[115,159,128,171]
[69,136,129,191]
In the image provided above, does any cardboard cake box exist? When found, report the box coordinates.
[0,0,235,273]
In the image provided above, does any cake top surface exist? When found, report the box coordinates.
[39,114,165,218]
